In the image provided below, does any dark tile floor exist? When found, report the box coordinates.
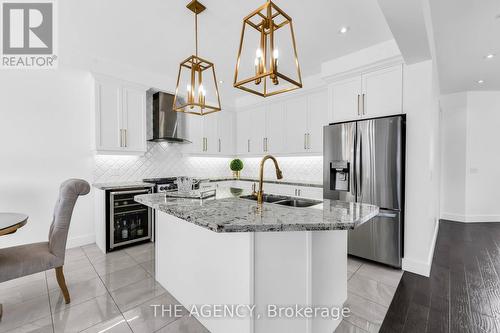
[380,220,500,333]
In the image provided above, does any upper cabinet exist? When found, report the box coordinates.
[284,96,308,153]
[361,65,403,118]
[265,103,285,154]
[186,111,235,156]
[305,90,328,153]
[237,105,280,155]
[237,88,328,156]
[331,64,403,123]
[237,110,251,155]
[217,112,235,155]
[331,77,362,123]
[94,75,147,154]
[284,89,328,154]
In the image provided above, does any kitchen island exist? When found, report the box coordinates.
[135,188,378,333]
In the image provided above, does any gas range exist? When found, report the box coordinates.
[142,177,201,193]
[142,177,178,193]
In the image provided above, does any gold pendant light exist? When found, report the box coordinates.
[173,0,221,115]
[233,0,302,97]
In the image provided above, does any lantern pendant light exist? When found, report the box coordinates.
[173,0,221,115]
[233,0,302,97]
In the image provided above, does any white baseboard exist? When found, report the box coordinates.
[440,212,466,222]
[402,219,439,277]
[464,215,500,223]
[441,212,500,223]
[67,233,95,248]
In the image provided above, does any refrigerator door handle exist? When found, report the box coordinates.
[352,127,357,197]
[357,95,361,116]
[355,127,362,201]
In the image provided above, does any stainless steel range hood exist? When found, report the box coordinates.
[149,92,191,143]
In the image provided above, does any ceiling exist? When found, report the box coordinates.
[429,0,500,93]
[60,0,393,106]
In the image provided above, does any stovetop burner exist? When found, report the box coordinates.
[142,177,177,185]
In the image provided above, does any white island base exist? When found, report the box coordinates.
[155,211,348,333]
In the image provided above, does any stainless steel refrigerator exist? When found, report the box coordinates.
[323,115,405,268]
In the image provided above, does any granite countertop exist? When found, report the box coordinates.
[204,178,323,188]
[93,182,154,190]
[134,188,378,233]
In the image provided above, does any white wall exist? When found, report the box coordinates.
[0,68,95,248]
[440,93,467,219]
[441,91,500,222]
[401,60,441,276]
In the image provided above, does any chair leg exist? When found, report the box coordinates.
[55,266,70,304]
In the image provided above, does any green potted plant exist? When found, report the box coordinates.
[230,159,244,179]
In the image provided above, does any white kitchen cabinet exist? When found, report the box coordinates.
[203,113,219,154]
[284,96,308,153]
[217,112,235,155]
[306,90,329,153]
[237,104,285,156]
[186,111,235,155]
[94,75,147,154]
[249,106,266,154]
[361,65,403,118]
[295,186,323,200]
[122,86,147,152]
[186,115,204,153]
[265,103,285,154]
[331,64,403,123]
[284,91,328,154]
[331,77,362,123]
[237,109,252,155]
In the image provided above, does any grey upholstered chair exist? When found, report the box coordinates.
[0,179,90,304]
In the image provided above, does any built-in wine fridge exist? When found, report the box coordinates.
[106,188,152,251]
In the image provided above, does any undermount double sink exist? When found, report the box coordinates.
[239,194,322,208]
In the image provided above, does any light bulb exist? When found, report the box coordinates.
[199,84,206,96]
[186,84,191,92]
[339,26,350,34]
[256,48,263,58]
[255,58,259,66]
[273,49,279,59]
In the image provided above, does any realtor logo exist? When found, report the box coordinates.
[1,0,57,68]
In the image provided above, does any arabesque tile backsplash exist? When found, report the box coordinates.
[93,147,323,183]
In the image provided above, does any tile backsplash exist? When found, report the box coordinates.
[93,143,232,182]
[93,148,323,183]
[238,156,323,183]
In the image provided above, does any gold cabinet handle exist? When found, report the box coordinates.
[218,138,221,153]
[247,139,250,153]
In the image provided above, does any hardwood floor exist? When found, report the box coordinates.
[380,220,500,333]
